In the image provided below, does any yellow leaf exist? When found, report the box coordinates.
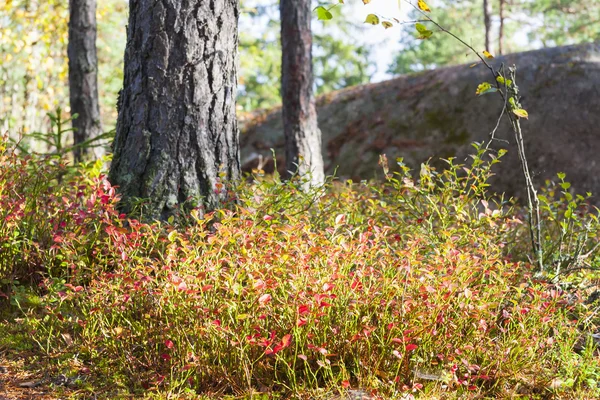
[512,109,529,119]
[363,0,371,4]
[382,21,393,29]
[364,14,379,25]
[418,0,431,12]
[483,50,494,59]
[475,82,497,96]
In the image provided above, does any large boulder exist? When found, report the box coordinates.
[241,42,600,200]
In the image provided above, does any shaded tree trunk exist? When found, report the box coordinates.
[499,0,506,55]
[68,0,102,162]
[483,0,493,53]
[109,0,240,220]
[280,0,324,187]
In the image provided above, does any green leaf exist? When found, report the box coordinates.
[415,22,433,39]
[557,172,566,180]
[364,14,380,25]
[315,6,333,21]
[496,75,513,86]
[564,192,573,201]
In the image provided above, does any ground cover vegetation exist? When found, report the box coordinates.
[1,137,600,398]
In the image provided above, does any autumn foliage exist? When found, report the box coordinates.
[1,140,599,399]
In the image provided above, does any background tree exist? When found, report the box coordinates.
[109,0,240,220]
[0,0,68,137]
[483,0,493,53]
[388,0,599,75]
[68,0,102,161]
[498,0,505,55]
[280,0,324,186]
[238,1,374,113]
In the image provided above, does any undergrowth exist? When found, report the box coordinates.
[1,139,600,399]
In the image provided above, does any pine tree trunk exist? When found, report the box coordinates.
[499,0,506,55]
[280,0,324,187]
[109,0,240,220]
[68,0,102,162]
[483,0,493,53]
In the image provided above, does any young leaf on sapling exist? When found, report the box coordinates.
[512,108,529,119]
[415,22,433,39]
[315,6,333,21]
[418,0,431,12]
[365,14,380,25]
[475,82,497,96]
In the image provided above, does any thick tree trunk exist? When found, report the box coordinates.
[68,0,102,162]
[109,0,240,220]
[499,0,506,55]
[280,0,325,187]
[483,0,493,53]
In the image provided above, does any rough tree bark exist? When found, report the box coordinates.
[483,0,493,53]
[68,0,102,162]
[280,0,325,187]
[109,0,240,220]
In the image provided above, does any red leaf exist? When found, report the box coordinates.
[280,334,292,348]
[259,293,272,305]
[298,304,310,314]
[164,340,174,349]
[406,343,418,351]
[341,380,351,388]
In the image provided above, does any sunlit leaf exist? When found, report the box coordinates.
[496,75,512,86]
[418,0,431,12]
[475,82,497,96]
[382,21,393,29]
[364,14,379,25]
[415,22,433,39]
[314,6,333,21]
[483,50,494,59]
[512,108,529,119]
[363,0,371,4]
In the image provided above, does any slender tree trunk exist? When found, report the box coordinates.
[109,0,240,220]
[483,0,493,53]
[498,0,506,55]
[280,0,325,187]
[68,0,102,162]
